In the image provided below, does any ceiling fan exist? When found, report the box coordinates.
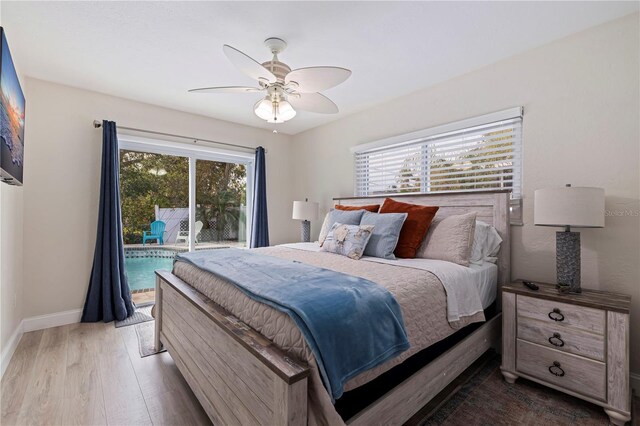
[189,38,351,124]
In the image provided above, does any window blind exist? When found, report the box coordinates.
[354,114,523,222]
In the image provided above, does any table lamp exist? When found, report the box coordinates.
[292,199,319,242]
[534,184,605,293]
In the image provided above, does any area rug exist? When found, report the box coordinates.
[114,303,154,328]
[135,320,167,357]
[420,356,610,426]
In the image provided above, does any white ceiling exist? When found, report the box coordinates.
[2,1,638,135]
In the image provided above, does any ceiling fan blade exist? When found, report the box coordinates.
[188,86,263,94]
[289,92,339,114]
[223,45,277,83]
[285,67,351,93]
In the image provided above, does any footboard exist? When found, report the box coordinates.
[154,270,310,426]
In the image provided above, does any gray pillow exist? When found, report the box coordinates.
[318,209,366,246]
[360,211,408,259]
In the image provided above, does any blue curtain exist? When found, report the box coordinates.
[81,121,135,322]
[250,146,269,248]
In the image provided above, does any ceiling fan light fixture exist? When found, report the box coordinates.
[254,97,296,124]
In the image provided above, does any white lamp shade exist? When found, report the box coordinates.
[267,100,296,124]
[254,98,297,123]
[254,98,274,121]
[534,187,605,228]
[292,200,319,221]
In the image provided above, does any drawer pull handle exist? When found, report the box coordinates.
[548,308,565,322]
[548,361,565,377]
[548,333,565,347]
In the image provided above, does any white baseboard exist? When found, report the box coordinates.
[1,320,24,379]
[1,309,82,379]
[23,308,82,332]
[631,372,640,395]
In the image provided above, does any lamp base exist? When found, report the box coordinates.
[556,231,581,293]
[300,220,311,243]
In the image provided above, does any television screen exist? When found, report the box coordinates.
[0,27,25,185]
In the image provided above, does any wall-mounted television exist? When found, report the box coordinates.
[0,27,25,186]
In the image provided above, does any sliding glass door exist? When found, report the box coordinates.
[118,135,253,300]
[195,159,249,247]
[119,149,190,246]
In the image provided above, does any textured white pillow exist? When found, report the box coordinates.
[470,221,503,265]
[416,212,477,266]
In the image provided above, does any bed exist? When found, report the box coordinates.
[154,191,511,426]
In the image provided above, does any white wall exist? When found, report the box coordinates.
[291,14,640,375]
[22,78,298,318]
[0,13,25,374]
[0,184,24,376]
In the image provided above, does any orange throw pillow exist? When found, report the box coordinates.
[380,198,439,258]
[335,204,380,213]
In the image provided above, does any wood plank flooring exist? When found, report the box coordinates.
[1,322,210,426]
[2,323,638,426]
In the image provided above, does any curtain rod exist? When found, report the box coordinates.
[92,120,262,153]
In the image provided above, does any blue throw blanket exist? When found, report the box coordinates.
[175,249,410,401]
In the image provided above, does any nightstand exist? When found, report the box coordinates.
[500,282,632,425]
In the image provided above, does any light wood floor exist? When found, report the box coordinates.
[3,323,638,426]
[1,322,211,426]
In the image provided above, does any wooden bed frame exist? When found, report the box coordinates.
[154,191,511,426]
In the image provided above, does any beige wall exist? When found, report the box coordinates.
[0,31,25,372]
[22,78,297,318]
[0,184,24,369]
[291,14,640,375]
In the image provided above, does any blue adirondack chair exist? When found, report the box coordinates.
[142,220,166,245]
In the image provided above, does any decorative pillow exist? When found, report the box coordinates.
[359,211,407,259]
[335,204,380,213]
[320,223,374,260]
[470,221,503,265]
[379,198,439,258]
[417,212,477,266]
[318,209,366,246]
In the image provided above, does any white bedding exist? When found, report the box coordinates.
[278,242,497,322]
[468,261,498,309]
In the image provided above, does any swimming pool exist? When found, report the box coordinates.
[124,249,181,291]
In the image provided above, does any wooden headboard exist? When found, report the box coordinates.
[333,191,511,290]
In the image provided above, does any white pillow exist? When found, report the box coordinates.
[470,221,503,265]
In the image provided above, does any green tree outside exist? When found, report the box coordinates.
[119,150,246,244]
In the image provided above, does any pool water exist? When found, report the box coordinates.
[125,256,175,291]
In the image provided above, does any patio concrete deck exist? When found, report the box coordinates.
[132,289,156,305]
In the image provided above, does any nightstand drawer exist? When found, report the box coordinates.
[516,339,606,401]
[517,295,605,335]
[517,316,605,361]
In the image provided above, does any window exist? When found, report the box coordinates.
[353,108,523,224]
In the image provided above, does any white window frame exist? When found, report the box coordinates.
[352,107,523,225]
[118,134,255,250]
